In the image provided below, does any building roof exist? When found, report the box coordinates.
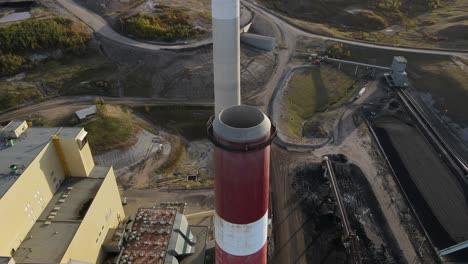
[0,126,84,199]
[75,105,97,120]
[2,120,25,132]
[0,257,12,264]
[13,174,108,264]
[0,127,58,198]
[393,56,407,63]
[121,208,177,264]
[14,222,81,264]
[120,208,197,264]
[56,127,84,139]
[38,174,105,221]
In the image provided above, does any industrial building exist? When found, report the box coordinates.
[117,207,207,264]
[0,120,125,264]
[385,56,409,87]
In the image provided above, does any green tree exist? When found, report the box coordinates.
[324,43,351,59]
[0,53,25,75]
[0,93,21,111]
[0,18,91,54]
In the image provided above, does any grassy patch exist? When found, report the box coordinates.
[134,105,213,140]
[0,52,117,112]
[83,105,137,154]
[24,55,117,96]
[352,11,387,30]
[409,59,468,124]
[121,11,205,41]
[0,81,42,112]
[0,16,92,77]
[282,65,355,139]
[0,17,90,54]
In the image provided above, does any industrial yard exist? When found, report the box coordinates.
[1,0,468,263]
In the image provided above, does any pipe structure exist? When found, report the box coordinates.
[212,0,241,113]
[209,105,273,263]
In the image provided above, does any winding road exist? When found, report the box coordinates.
[54,0,468,57]
[53,0,252,50]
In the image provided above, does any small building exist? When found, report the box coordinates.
[240,33,276,51]
[75,105,97,122]
[385,56,409,87]
[1,120,28,139]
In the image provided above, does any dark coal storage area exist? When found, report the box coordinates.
[364,95,468,261]
[291,158,401,264]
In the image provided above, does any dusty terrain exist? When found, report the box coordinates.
[98,37,277,101]
[2,0,467,262]
[260,0,468,49]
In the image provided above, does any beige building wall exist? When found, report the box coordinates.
[60,168,124,264]
[0,143,64,256]
[60,134,94,177]
[78,142,95,176]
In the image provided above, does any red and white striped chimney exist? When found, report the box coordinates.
[209,105,273,263]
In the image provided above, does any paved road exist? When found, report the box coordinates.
[0,96,213,123]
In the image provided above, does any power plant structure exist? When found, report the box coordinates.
[212,0,241,113]
[210,0,275,263]
[208,106,274,263]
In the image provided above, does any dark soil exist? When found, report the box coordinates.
[438,25,468,40]
[133,105,213,140]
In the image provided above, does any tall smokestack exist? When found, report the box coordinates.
[208,105,274,263]
[212,0,241,113]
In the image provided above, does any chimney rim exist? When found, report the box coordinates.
[213,105,271,143]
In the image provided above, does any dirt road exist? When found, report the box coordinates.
[270,146,309,264]
[0,96,213,123]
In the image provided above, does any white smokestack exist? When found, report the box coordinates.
[212,0,241,113]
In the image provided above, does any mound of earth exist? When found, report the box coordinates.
[438,24,468,40]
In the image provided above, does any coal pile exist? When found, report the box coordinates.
[291,157,402,263]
